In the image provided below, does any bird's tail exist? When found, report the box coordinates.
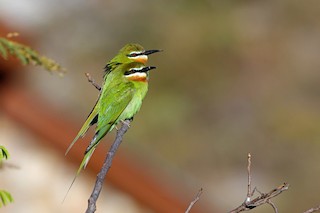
[65,101,99,155]
[63,124,111,202]
[62,147,96,203]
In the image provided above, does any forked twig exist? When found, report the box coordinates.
[229,153,289,213]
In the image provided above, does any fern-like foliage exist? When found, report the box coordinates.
[0,146,13,208]
[0,190,13,207]
[0,34,66,75]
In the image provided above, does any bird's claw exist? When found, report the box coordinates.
[120,120,131,128]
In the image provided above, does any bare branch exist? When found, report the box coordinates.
[85,73,101,91]
[303,205,320,213]
[245,153,252,203]
[229,183,289,213]
[85,120,131,213]
[228,153,289,213]
[185,188,203,213]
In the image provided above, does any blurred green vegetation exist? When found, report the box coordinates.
[0,35,65,74]
[0,146,13,208]
[3,0,320,212]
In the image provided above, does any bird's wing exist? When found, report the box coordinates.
[63,83,135,201]
[87,82,135,154]
[65,93,100,155]
[77,81,135,172]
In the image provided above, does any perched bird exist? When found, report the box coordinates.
[66,44,160,175]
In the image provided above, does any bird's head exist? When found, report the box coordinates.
[104,44,160,77]
[122,62,156,82]
[119,43,161,64]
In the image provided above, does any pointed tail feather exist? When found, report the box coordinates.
[62,171,79,203]
[65,113,98,155]
[63,123,111,201]
[62,147,96,203]
[65,135,81,156]
[78,147,96,173]
[65,126,90,155]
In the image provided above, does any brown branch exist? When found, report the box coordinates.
[185,188,203,213]
[85,120,131,213]
[303,205,320,213]
[228,153,289,213]
[85,72,101,91]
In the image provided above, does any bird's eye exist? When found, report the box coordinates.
[130,53,137,57]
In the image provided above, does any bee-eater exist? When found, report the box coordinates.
[66,43,159,154]
[63,63,156,200]
[67,62,156,175]
[63,45,159,200]
[66,44,159,146]
[65,43,159,157]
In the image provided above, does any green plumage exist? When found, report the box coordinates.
[68,62,151,173]
[64,44,159,199]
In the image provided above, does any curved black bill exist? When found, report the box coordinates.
[143,49,162,55]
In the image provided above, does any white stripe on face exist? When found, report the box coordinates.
[128,55,148,61]
[125,72,147,79]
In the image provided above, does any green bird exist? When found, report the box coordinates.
[65,44,160,175]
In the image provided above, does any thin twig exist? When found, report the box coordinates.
[228,153,289,213]
[245,153,252,203]
[185,188,203,213]
[267,200,278,213]
[303,205,320,213]
[85,73,101,91]
[229,183,289,212]
[85,120,131,213]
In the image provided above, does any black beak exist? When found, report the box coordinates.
[142,66,156,72]
[143,49,162,55]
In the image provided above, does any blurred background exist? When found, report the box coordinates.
[1,0,320,212]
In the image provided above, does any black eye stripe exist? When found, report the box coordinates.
[124,68,142,75]
[124,66,155,75]
[128,52,144,57]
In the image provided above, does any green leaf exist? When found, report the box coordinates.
[14,49,29,65]
[0,146,10,162]
[0,190,14,207]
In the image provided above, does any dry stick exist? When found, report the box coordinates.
[185,188,203,213]
[228,153,289,213]
[303,205,320,213]
[85,73,101,91]
[85,121,131,213]
[245,153,252,203]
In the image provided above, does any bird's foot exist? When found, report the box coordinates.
[120,119,131,128]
